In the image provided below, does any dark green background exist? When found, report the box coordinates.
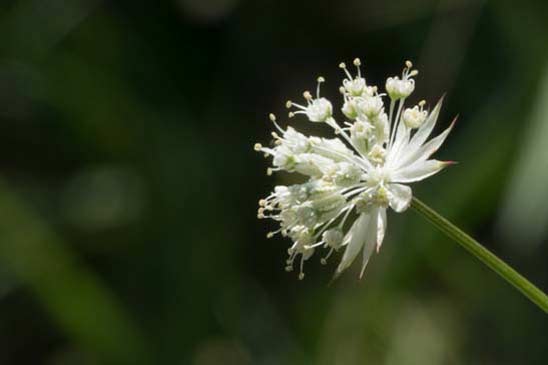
[0,0,547,364]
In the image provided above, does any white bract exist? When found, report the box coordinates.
[255,59,455,280]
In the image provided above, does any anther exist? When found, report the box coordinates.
[269,113,276,121]
[258,199,266,206]
[405,60,413,68]
[409,70,419,76]
[266,168,273,176]
[320,258,327,265]
[266,232,274,238]
[317,76,325,83]
[254,143,263,151]
[339,86,346,94]
[288,112,295,118]
[419,100,426,107]
[303,91,312,100]
[298,272,305,280]
[285,100,292,108]
[271,132,279,139]
[339,62,346,69]
[353,58,361,66]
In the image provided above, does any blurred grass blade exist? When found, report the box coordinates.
[412,197,548,313]
[497,66,548,250]
[0,180,151,365]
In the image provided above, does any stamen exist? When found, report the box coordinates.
[339,61,352,79]
[353,58,362,78]
[321,248,334,265]
[316,76,325,98]
[298,257,305,280]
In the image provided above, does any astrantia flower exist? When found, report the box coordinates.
[255,58,455,280]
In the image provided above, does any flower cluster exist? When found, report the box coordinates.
[255,59,455,280]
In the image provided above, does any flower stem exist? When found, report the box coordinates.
[411,197,548,313]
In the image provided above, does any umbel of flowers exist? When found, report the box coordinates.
[255,59,454,280]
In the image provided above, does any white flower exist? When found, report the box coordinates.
[386,61,417,100]
[402,102,427,129]
[287,77,333,122]
[256,59,455,280]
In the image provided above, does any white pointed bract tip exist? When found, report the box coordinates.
[255,56,454,280]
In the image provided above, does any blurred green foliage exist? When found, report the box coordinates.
[0,0,547,364]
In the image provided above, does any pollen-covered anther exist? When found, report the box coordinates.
[254,143,263,151]
[353,58,361,67]
[317,76,325,83]
[303,91,313,100]
[285,100,292,108]
[405,60,413,68]
[269,113,276,121]
[339,62,347,69]
[288,112,295,118]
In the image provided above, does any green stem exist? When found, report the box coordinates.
[411,197,548,313]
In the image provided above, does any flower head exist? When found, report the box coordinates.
[255,58,455,280]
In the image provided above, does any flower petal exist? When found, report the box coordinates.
[376,207,387,252]
[388,184,412,213]
[386,122,410,168]
[336,212,371,274]
[359,207,378,278]
[396,116,455,169]
[392,160,451,183]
